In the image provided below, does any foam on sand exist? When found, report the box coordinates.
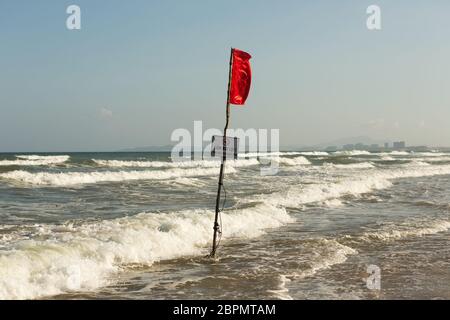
[0,203,292,299]
[0,167,236,187]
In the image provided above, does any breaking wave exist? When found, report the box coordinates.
[0,155,70,166]
[387,151,410,156]
[239,152,302,158]
[0,203,292,299]
[272,156,311,166]
[288,239,357,280]
[0,167,235,187]
[258,164,450,208]
[298,151,329,156]
[357,220,450,242]
[15,155,69,161]
[324,162,374,169]
[333,150,371,156]
[413,152,447,157]
[93,158,259,169]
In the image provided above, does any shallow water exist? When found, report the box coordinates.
[0,151,449,299]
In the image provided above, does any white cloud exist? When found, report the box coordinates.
[100,107,113,119]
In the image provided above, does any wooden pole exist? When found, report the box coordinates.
[210,48,234,258]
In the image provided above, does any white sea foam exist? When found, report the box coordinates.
[298,151,329,156]
[333,150,371,156]
[239,152,302,158]
[289,239,357,280]
[271,156,311,166]
[413,152,447,157]
[388,151,410,156]
[0,155,70,166]
[93,158,260,169]
[0,203,292,299]
[267,275,293,300]
[423,156,450,162]
[0,167,236,186]
[15,155,70,161]
[408,160,430,166]
[259,164,450,208]
[358,220,450,242]
[324,162,374,169]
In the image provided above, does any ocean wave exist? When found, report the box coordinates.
[324,162,374,169]
[333,150,371,156]
[357,220,450,242]
[408,160,430,166]
[93,158,259,169]
[0,203,292,299]
[259,164,450,208]
[413,152,447,157]
[15,155,70,161]
[376,151,410,156]
[423,156,450,162]
[288,239,357,280]
[0,167,235,186]
[271,156,311,166]
[239,152,302,158]
[298,151,329,156]
[0,155,70,166]
[267,275,293,300]
[388,151,410,156]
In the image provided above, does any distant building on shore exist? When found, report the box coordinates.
[393,141,406,149]
[343,144,355,151]
[384,142,389,149]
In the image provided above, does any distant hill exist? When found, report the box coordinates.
[118,136,392,152]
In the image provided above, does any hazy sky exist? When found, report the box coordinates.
[1,0,449,151]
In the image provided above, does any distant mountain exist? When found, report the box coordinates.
[118,136,387,152]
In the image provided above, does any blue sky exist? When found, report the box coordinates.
[0,1,449,151]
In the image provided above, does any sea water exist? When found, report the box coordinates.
[0,151,449,299]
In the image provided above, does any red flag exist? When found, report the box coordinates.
[229,49,252,105]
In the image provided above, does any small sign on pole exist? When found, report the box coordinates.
[211,135,239,160]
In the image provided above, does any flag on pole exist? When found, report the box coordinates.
[210,48,252,258]
[229,49,252,105]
